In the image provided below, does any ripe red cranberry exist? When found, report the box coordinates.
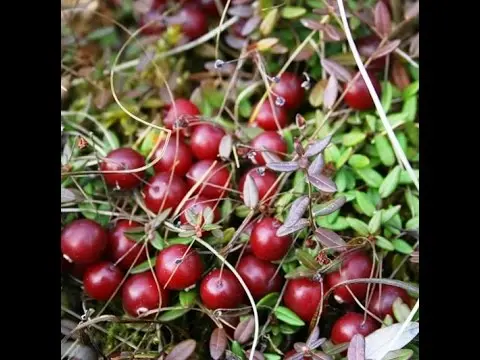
[189,124,226,160]
[155,244,204,290]
[152,138,193,176]
[122,272,169,317]
[179,196,221,225]
[284,278,324,322]
[178,5,208,39]
[250,217,292,261]
[61,219,108,264]
[239,167,278,202]
[343,71,382,111]
[272,72,305,110]
[236,255,282,299]
[357,35,387,71]
[200,0,226,16]
[100,148,146,190]
[250,131,287,165]
[143,172,188,213]
[331,312,379,344]
[200,269,245,309]
[253,101,288,131]
[367,285,412,319]
[108,220,148,271]
[325,251,373,304]
[163,98,200,130]
[186,160,230,199]
[83,261,124,301]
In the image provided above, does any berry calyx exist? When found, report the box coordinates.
[179,196,221,225]
[250,217,292,261]
[283,278,324,322]
[343,71,382,111]
[163,98,200,130]
[100,148,146,190]
[330,312,379,344]
[153,138,193,176]
[61,219,108,264]
[122,272,169,317]
[189,123,226,160]
[236,255,283,299]
[253,101,288,131]
[186,160,231,199]
[83,261,124,301]
[200,269,245,309]
[143,172,188,213]
[108,220,148,270]
[250,131,287,165]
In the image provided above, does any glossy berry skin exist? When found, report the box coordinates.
[239,167,278,201]
[325,251,373,305]
[153,138,193,176]
[179,196,221,225]
[190,124,225,160]
[236,255,282,299]
[163,98,200,130]
[357,35,387,72]
[367,285,412,319]
[100,148,146,190]
[250,131,287,165]
[143,172,188,213]
[186,160,230,199]
[253,101,288,131]
[179,5,208,39]
[108,220,147,271]
[61,219,108,264]
[284,278,323,322]
[200,269,245,310]
[331,312,379,345]
[272,72,305,110]
[83,262,124,301]
[250,217,292,261]
[122,272,169,317]
[155,244,204,290]
[343,71,382,111]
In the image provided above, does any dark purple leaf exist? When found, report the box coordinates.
[310,352,333,360]
[284,195,310,227]
[314,228,347,251]
[232,0,251,4]
[165,339,196,360]
[228,5,254,18]
[294,342,308,353]
[225,34,247,50]
[374,1,392,36]
[321,59,352,83]
[293,48,315,62]
[391,58,410,90]
[356,8,374,27]
[300,18,324,30]
[323,24,344,41]
[209,328,227,360]
[219,134,233,159]
[347,334,366,360]
[295,140,305,156]
[372,39,401,59]
[245,350,265,360]
[304,134,333,158]
[306,326,320,347]
[285,352,305,360]
[267,161,300,172]
[243,174,259,209]
[309,338,327,350]
[241,16,261,36]
[262,150,282,164]
[312,196,346,217]
[276,218,309,237]
[323,75,338,109]
[308,154,325,177]
[308,174,337,193]
[234,315,255,344]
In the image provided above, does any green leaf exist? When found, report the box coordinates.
[324,143,340,163]
[264,354,282,360]
[392,239,414,254]
[405,188,419,217]
[396,131,408,153]
[368,211,383,234]
[379,166,401,198]
[399,169,419,184]
[381,82,393,113]
[239,99,252,118]
[355,167,384,188]
[335,168,348,192]
[283,129,294,153]
[293,170,306,193]
[281,6,306,19]
[383,349,414,360]
[375,236,395,251]
[374,135,395,166]
[168,237,194,245]
[103,130,120,152]
[231,341,244,359]
[257,292,280,308]
[179,290,197,307]
[130,258,156,274]
[274,306,305,326]
[326,209,340,224]
[403,81,419,99]
[386,213,403,230]
[279,323,298,334]
[235,205,250,218]
[402,96,417,122]
[355,191,376,216]
[343,131,367,146]
[348,154,370,168]
[386,112,408,127]
[405,216,419,230]
[159,308,190,322]
[295,249,320,270]
[316,216,349,230]
[392,298,412,323]
[150,232,165,250]
[346,218,370,236]
[336,147,353,169]
[365,114,377,132]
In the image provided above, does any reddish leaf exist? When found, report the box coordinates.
[284,195,310,227]
[300,18,324,30]
[405,1,419,20]
[312,197,346,217]
[306,326,320,347]
[165,339,196,360]
[262,150,282,164]
[372,39,401,59]
[276,218,309,236]
[245,350,265,360]
[347,334,366,360]
[241,16,261,36]
[390,58,410,90]
[267,161,300,172]
[234,316,255,344]
[374,1,392,36]
[228,5,254,18]
[323,24,344,41]
[304,134,333,157]
[409,33,419,58]
[321,59,352,83]
[225,34,247,50]
[323,75,338,109]
[307,154,325,177]
[294,48,315,62]
[314,228,347,251]
[243,174,259,209]
[296,113,306,128]
[308,174,337,193]
[209,328,227,360]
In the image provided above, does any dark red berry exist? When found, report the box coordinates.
[367,285,412,319]
[139,11,166,35]
[239,167,278,202]
[108,220,148,271]
[190,124,225,160]
[343,71,382,111]
[186,160,230,199]
[179,196,221,225]
[155,244,204,290]
[357,35,387,71]
[143,172,188,213]
[178,5,208,39]
[283,278,324,322]
[83,261,124,301]
[122,272,169,317]
[253,101,288,131]
[200,269,245,310]
[250,217,292,261]
[272,72,305,110]
[61,219,108,264]
[153,138,193,176]
[236,255,282,299]
[200,0,226,16]
[163,98,200,130]
[100,148,146,190]
[250,131,287,165]
[331,312,379,344]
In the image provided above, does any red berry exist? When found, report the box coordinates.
[163,98,200,130]
[250,131,287,165]
[108,220,148,271]
[153,138,193,176]
[367,285,412,319]
[143,172,188,213]
[139,11,166,35]
[236,255,282,299]
[100,148,146,190]
[83,261,124,301]
[179,196,221,225]
[250,217,292,261]
[178,5,208,39]
[186,160,230,199]
[331,312,379,344]
[325,251,373,304]
[343,71,382,110]
[155,244,204,290]
[200,269,245,309]
[239,167,278,202]
[190,124,225,160]
[253,101,288,130]
[284,278,323,322]
[122,272,169,317]
[272,72,305,110]
[357,35,387,72]
[61,219,108,264]
[200,0,226,16]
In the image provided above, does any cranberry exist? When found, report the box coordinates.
[253,101,288,131]
[122,272,169,317]
[100,148,146,190]
[190,124,225,160]
[272,72,305,110]
[330,312,379,344]
[239,167,278,202]
[284,278,323,322]
[367,285,412,319]
[236,255,282,299]
[143,172,188,213]
[357,35,387,71]
[179,196,221,225]
[250,131,287,165]
[186,160,230,199]
[250,217,292,261]
[155,244,204,290]
[178,5,208,39]
[200,269,245,309]
[325,251,373,304]
[61,219,108,264]
[152,138,193,176]
[200,0,226,16]
[343,71,382,111]
[83,261,124,301]
[108,220,148,271]
[163,98,200,130]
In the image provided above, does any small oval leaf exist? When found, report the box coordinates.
[276,218,309,236]
[243,174,259,209]
[210,328,227,360]
[314,227,347,251]
[323,75,338,109]
[219,134,233,159]
[274,306,305,326]
[347,334,366,360]
[308,174,337,193]
[165,339,197,360]
[379,166,401,199]
[374,1,392,37]
[312,196,346,217]
[234,316,255,344]
[304,134,333,157]
[321,58,353,83]
[308,153,325,177]
[372,40,401,60]
[284,195,310,227]
[267,161,300,172]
